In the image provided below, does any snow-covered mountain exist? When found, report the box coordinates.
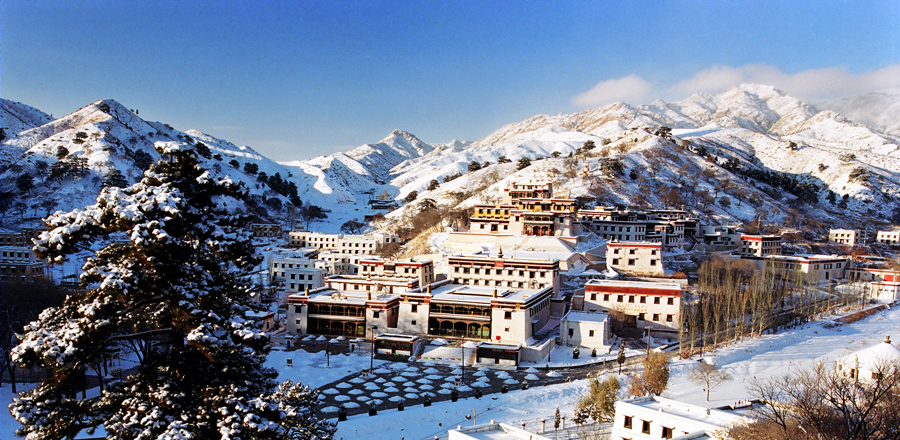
[817,89,900,138]
[2,84,898,234]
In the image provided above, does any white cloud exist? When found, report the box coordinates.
[668,63,900,101]
[571,75,653,108]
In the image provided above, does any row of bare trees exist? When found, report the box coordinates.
[679,256,871,357]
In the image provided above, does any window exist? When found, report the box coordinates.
[642,420,650,434]
[629,249,636,255]
[617,295,623,303]
[569,328,574,337]
[589,330,595,337]
[411,320,417,326]
[653,314,660,321]
[623,415,633,429]
[650,260,657,266]
[603,294,609,301]
[666,314,674,322]
[667,298,674,305]
[372,311,380,319]
[638,313,644,321]
[628,259,636,266]
[628,296,634,303]
[410,304,418,313]
[612,259,620,265]
[639,296,646,304]
[590,293,597,301]
[504,327,510,332]
[662,426,674,439]
[504,311,512,320]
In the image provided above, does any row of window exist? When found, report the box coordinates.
[612,248,658,255]
[453,267,547,278]
[590,293,675,306]
[453,278,545,289]
[621,415,676,438]
[610,258,658,266]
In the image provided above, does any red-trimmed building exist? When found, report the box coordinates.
[582,279,682,332]
[739,234,782,257]
[606,241,664,275]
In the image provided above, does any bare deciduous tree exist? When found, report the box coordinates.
[689,361,733,401]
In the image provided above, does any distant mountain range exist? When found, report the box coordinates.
[2,84,898,233]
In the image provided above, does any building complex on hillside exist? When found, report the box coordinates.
[286,229,398,275]
[285,255,557,344]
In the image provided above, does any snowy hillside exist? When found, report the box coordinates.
[818,89,900,138]
[2,83,899,234]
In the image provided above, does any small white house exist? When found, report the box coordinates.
[612,396,751,440]
[836,336,900,382]
[560,311,610,349]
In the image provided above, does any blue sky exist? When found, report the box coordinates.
[3,1,899,161]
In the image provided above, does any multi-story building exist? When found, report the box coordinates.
[251,223,283,238]
[469,182,580,237]
[286,231,398,275]
[699,225,740,246]
[582,279,682,332]
[829,228,862,246]
[448,254,560,296]
[739,234,782,257]
[875,229,900,245]
[268,254,326,294]
[606,241,664,276]
[577,208,697,250]
[746,254,848,282]
[612,396,751,440]
[285,256,555,344]
[0,246,46,281]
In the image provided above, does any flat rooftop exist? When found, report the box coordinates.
[618,396,749,429]
[563,310,608,323]
[430,284,547,304]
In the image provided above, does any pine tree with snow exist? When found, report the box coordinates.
[10,142,336,440]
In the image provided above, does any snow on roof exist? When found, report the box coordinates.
[617,396,750,430]
[840,336,900,371]
[563,310,608,323]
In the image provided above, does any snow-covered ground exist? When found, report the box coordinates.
[4,304,899,439]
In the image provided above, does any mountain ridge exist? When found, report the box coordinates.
[2,85,899,234]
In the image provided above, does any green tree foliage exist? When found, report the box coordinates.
[102,169,128,188]
[340,219,366,235]
[404,190,418,204]
[443,172,462,182]
[229,159,240,168]
[243,162,259,175]
[573,375,619,424]
[654,126,672,140]
[194,141,212,159]
[599,158,625,178]
[516,157,532,170]
[497,155,512,164]
[583,140,596,151]
[15,174,35,194]
[301,204,327,228]
[427,179,440,191]
[418,198,437,213]
[10,142,335,440]
[551,151,561,158]
[628,351,670,396]
[133,150,153,171]
[56,146,70,159]
[468,160,482,173]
